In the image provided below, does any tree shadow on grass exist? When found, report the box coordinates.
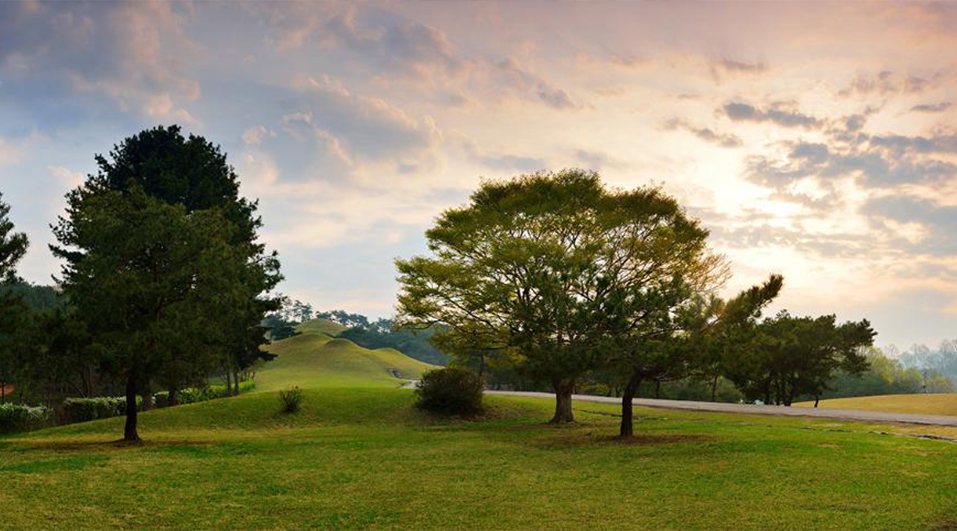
[527,428,713,449]
[2,438,217,454]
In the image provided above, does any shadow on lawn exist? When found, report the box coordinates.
[3,438,217,454]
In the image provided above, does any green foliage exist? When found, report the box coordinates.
[398,169,731,423]
[822,347,952,399]
[262,314,300,341]
[415,367,484,416]
[0,192,30,401]
[278,387,304,413]
[339,325,449,366]
[0,403,52,434]
[726,311,876,405]
[61,397,133,424]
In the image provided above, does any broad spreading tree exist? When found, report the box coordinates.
[397,170,752,423]
[0,192,29,403]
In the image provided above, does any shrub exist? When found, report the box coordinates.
[279,387,304,413]
[61,396,135,424]
[415,368,484,416]
[0,403,53,434]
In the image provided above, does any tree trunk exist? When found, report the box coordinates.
[225,369,232,395]
[124,375,140,442]
[140,380,153,412]
[550,379,575,423]
[233,371,240,396]
[654,380,661,399]
[477,353,485,380]
[168,387,179,407]
[620,373,643,438]
[711,374,719,402]
[814,395,819,408]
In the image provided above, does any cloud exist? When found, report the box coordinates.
[242,126,275,147]
[0,1,199,124]
[494,58,579,110]
[460,137,545,172]
[863,196,957,255]
[911,102,952,113]
[709,58,768,82]
[664,118,742,148]
[723,101,822,129]
[838,71,948,98]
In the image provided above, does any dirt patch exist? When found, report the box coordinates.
[817,443,839,449]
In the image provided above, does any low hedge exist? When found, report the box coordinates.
[0,403,54,434]
[61,396,140,425]
[154,380,255,407]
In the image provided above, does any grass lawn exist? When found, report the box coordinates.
[795,393,957,416]
[4,331,957,530]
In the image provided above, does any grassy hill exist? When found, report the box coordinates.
[257,329,437,391]
[795,393,957,416]
[295,318,347,336]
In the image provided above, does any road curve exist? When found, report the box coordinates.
[482,390,957,427]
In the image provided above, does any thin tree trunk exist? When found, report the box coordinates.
[233,371,240,396]
[168,387,179,407]
[620,373,643,438]
[550,379,575,423]
[225,369,232,395]
[477,353,485,380]
[814,395,819,408]
[654,380,661,399]
[124,374,140,442]
[711,374,719,402]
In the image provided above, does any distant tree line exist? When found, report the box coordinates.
[0,126,282,441]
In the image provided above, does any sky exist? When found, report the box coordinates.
[0,1,956,350]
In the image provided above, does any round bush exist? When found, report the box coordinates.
[414,368,484,416]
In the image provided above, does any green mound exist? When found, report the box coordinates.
[256,330,437,391]
[296,318,347,336]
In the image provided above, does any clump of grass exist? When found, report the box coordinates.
[278,387,304,413]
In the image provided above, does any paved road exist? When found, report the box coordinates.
[481,390,957,427]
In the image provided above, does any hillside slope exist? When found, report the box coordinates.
[795,393,957,416]
[257,331,437,391]
[295,318,347,336]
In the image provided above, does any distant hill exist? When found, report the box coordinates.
[295,318,348,336]
[257,328,437,391]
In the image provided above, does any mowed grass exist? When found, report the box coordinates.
[296,318,348,336]
[5,332,957,530]
[795,393,957,416]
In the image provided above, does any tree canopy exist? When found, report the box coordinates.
[397,169,732,423]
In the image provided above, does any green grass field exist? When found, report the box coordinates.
[796,393,957,416]
[4,329,957,530]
